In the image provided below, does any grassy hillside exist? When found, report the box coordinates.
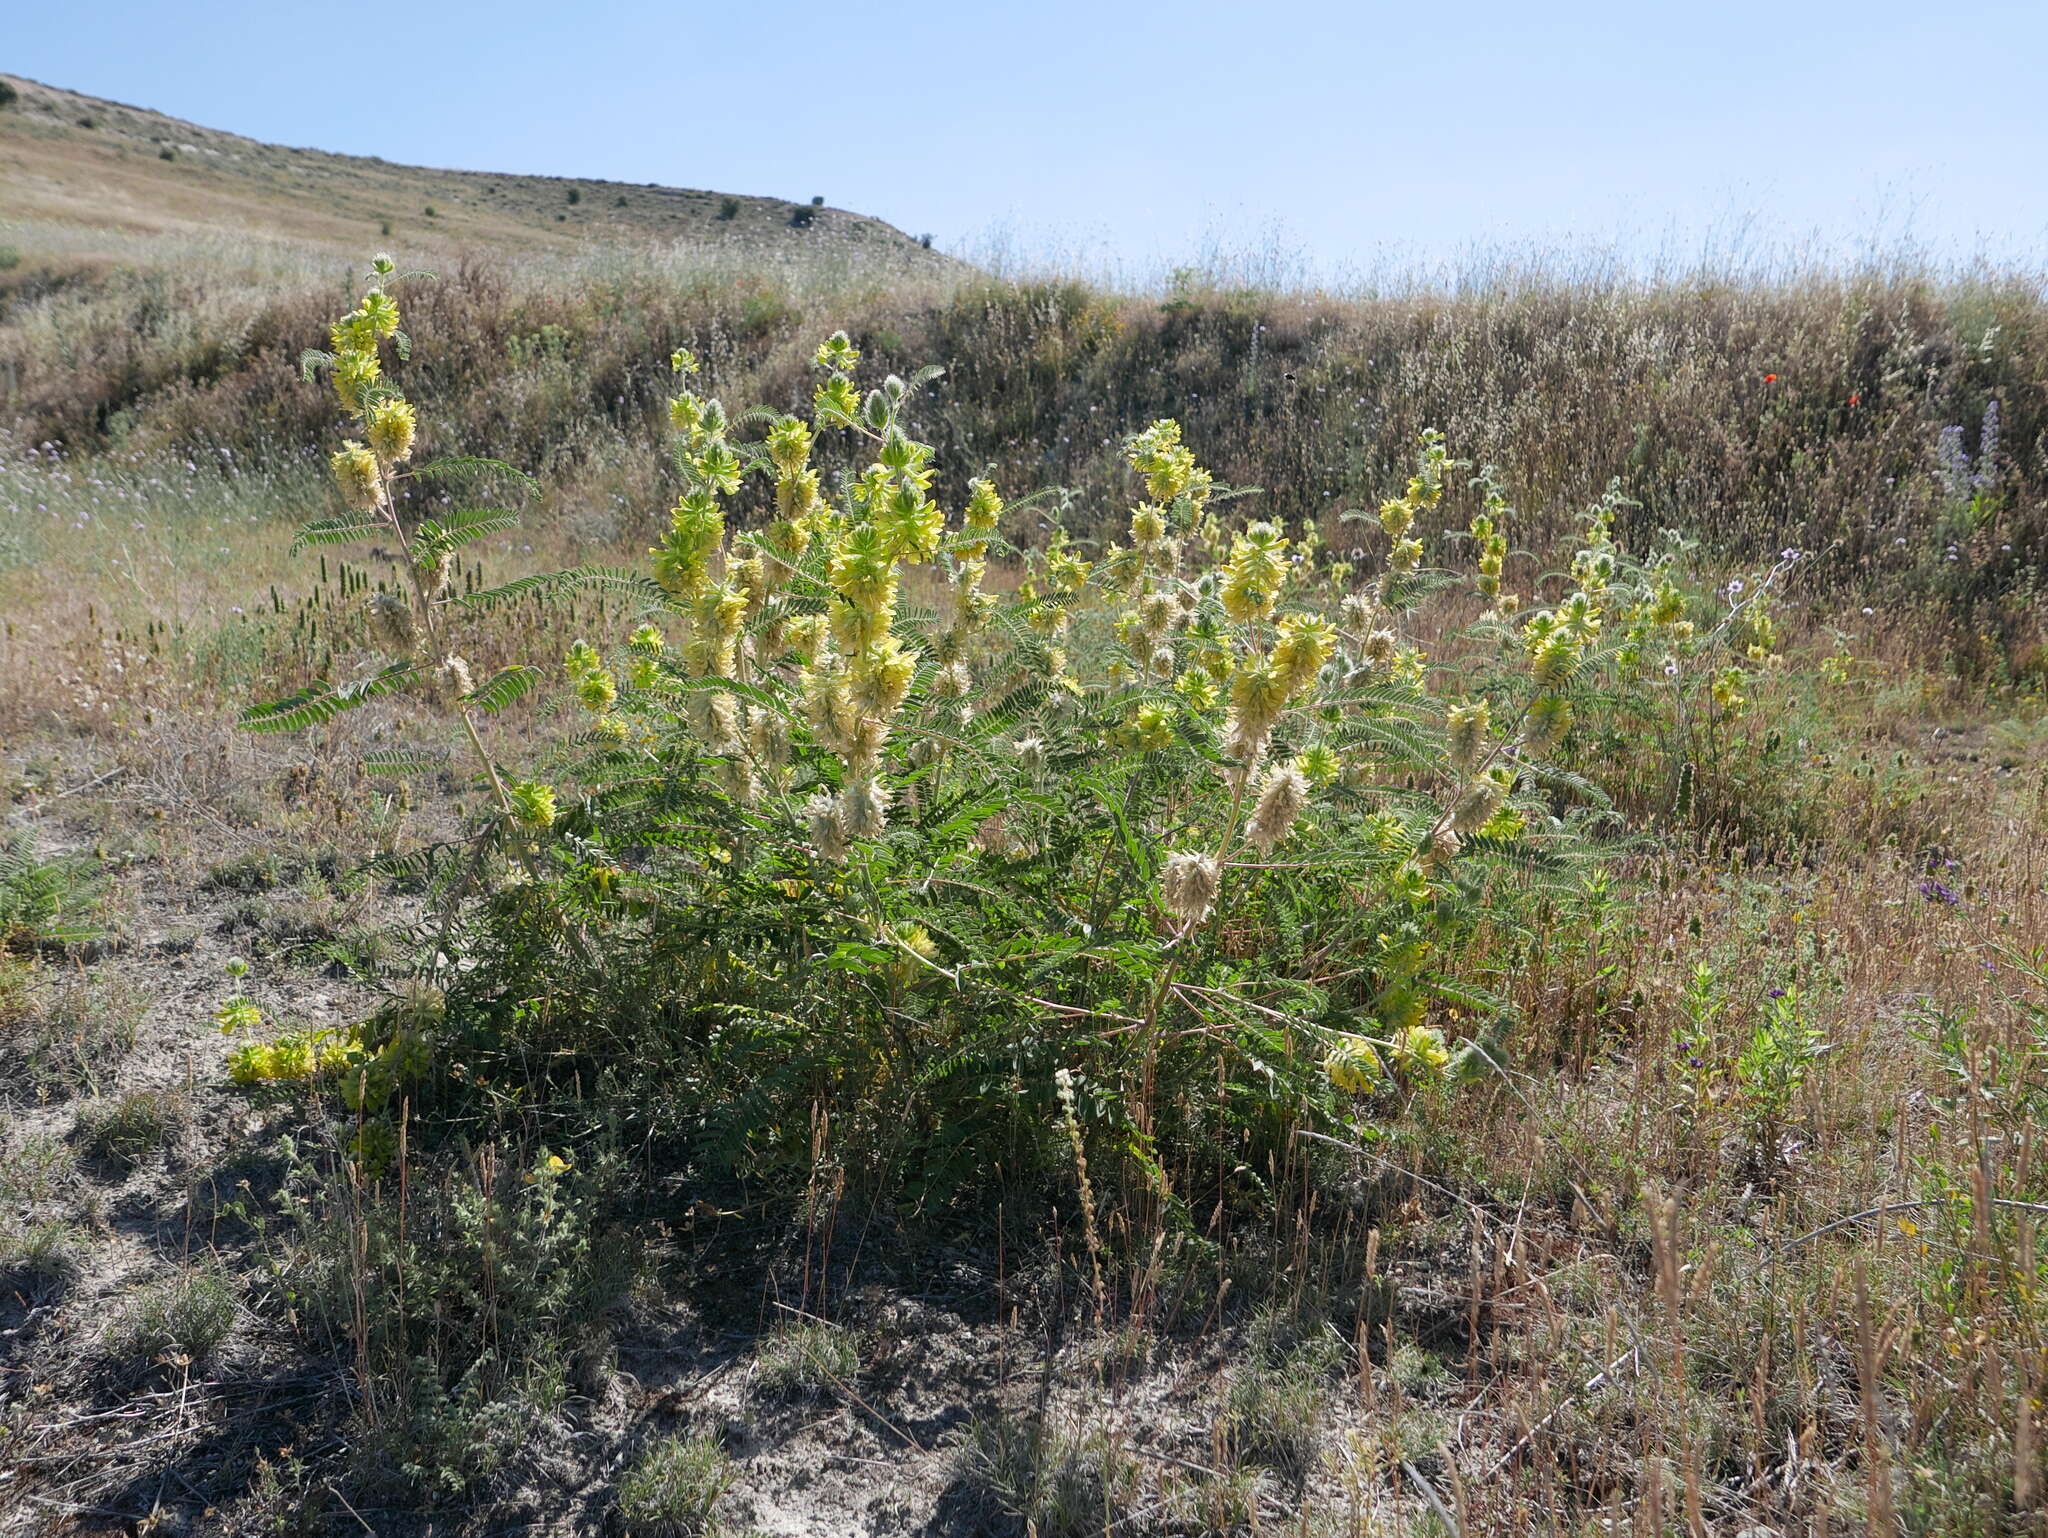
[0,72,958,279]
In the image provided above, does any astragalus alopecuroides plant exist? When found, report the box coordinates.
[242,255,564,839]
[228,265,1781,1210]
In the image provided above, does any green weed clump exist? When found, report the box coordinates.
[616,1429,736,1536]
[111,1265,238,1366]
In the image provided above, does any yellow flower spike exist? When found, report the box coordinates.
[508,781,558,830]
[333,350,382,412]
[1271,614,1337,696]
[766,417,814,473]
[876,483,945,563]
[575,669,618,713]
[1220,522,1289,623]
[330,441,381,509]
[1388,1024,1451,1081]
[1445,699,1490,774]
[366,398,416,462]
[1324,1034,1384,1094]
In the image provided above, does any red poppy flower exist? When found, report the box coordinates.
[1764,373,1778,383]
[1848,393,1861,406]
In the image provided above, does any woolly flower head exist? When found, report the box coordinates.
[359,288,401,339]
[804,791,848,863]
[366,398,416,462]
[1324,1034,1384,1095]
[1445,699,1490,774]
[1125,418,1199,502]
[333,350,382,412]
[1220,522,1289,623]
[1159,849,1221,927]
[1128,703,1177,753]
[1450,766,1515,834]
[849,637,919,719]
[840,777,891,840]
[576,668,618,714]
[1377,497,1415,539]
[1246,761,1309,852]
[766,417,814,474]
[1228,662,1290,742]
[1294,744,1341,787]
[1013,735,1047,776]
[1130,502,1169,547]
[963,477,1004,537]
[508,781,558,830]
[1271,613,1337,695]
[330,441,381,510]
[1522,695,1573,756]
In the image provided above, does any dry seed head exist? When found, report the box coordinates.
[931,660,971,699]
[748,709,789,767]
[840,777,891,839]
[431,654,473,707]
[1450,767,1514,834]
[805,792,848,863]
[1522,694,1573,755]
[1160,850,1221,927]
[1247,762,1309,852]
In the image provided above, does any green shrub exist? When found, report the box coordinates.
[716,197,739,221]
[0,81,18,111]
[616,1430,734,1535]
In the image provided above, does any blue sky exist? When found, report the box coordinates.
[10,0,2046,282]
